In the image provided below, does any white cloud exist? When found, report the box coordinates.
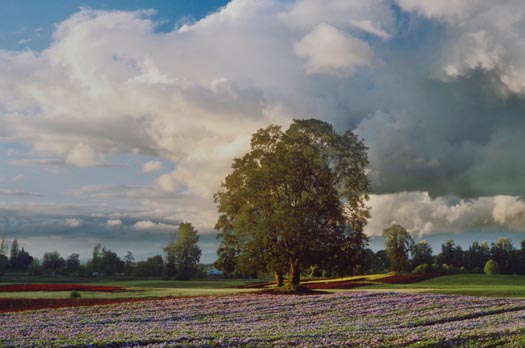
[396,0,525,94]
[492,196,525,231]
[132,220,176,232]
[65,218,82,228]
[143,160,163,173]
[366,192,525,237]
[106,219,123,227]
[294,23,375,76]
[282,0,394,38]
[65,143,104,167]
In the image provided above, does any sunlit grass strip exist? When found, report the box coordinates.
[302,273,395,285]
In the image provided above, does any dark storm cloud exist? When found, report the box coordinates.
[355,70,525,197]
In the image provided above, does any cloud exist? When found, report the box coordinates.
[0,204,217,261]
[143,160,163,173]
[0,189,43,197]
[1,0,525,247]
[65,143,104,167]
[282,0,395,38]
[0,2,389,199]
[366,192,525,237]
[294,23,375,76]
[492,196,525,231]
[395,0,525,94]
[64,218,82,228]
[132,220,177,232]
[106,219,123,227]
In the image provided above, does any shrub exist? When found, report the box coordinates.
[484,260,500,275]
[413,264,430,274]
[69,290,81,299]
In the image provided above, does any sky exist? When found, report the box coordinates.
[1,0,525,263]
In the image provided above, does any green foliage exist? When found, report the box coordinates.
[42,251,66,275]
[0,235,7,256]
[384,224,413,272]
[69,290,81,299]
[0,254,7,277]
[215,119,370,290]
[437,240,464,268]
[413,263,430,274]
[484,259,500,275]
[163,232,177,278]
[135,255,165,277]
[172,222,201,280]
[491,238,517,274]
[411,240,433,270]
[27,259,43,276]
[123,251,135,276]
[65,253,80,275]
[86,244,124,276]
[465,241,490,271]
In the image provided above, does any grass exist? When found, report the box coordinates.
[302,273,394,284]
[0,279,259,299]
[0,288,254,299]
[3,274,525,299]
[363,274,525,298]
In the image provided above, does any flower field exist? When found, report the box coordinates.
[1,292,525,347]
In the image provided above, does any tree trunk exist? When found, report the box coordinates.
[287,259,300,291]
[274,271,284,287]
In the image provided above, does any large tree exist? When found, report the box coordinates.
[215,119,370,290]
[384,224,413,273]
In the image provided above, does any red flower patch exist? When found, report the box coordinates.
[0,284,125,292]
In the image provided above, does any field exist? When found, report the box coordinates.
[1,275,525,347]
[1,291,525,347]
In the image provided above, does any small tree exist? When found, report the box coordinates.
[123,251,135,276]
[163,232,177,278]
[0,235,8,277]
[411,240,433,270]
[174,222,201,280]
[65,253,81,275]
[484,259,500,275]
[384,224,413,273]
[135,255,164,277]
[437,240,464,268]
[42,251,66,275]
[9,239,19,269]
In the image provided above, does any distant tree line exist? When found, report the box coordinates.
[0,222,202,280]
[364,224,525,275]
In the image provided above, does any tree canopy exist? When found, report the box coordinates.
[215,119,370,290]
[383,224,413,273]
[173,222,202,280]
